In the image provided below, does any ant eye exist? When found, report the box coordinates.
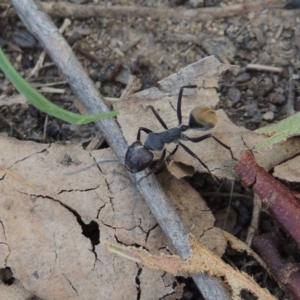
[189,106,218,131]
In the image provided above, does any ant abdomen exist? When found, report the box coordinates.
[189,106,218,131]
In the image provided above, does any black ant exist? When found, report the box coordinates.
[124,85,233,179]
[67,85,232,180]
[66,85,233,231]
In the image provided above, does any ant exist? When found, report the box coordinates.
[66,85,233,231]
[124,85,233,180]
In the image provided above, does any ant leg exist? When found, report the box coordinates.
[147,106,168,130]
[177,85,197,125]
[136,127,153,141]
[178,142,212,175]
[137,148,167,183]
[165,144,179,161]
[186,134,234,159]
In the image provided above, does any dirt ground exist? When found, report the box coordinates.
[0,0,300,299]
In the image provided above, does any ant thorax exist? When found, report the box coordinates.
[144,127,182,151]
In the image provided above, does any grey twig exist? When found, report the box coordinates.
[4,0,283,22]
[10,0,231,299]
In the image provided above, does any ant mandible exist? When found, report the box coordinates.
[124,85,233,179]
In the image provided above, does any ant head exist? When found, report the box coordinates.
[125,141,154,173]
[189,106,218,131]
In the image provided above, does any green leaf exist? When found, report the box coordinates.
[256,112,300,149]
[0,47,119,124]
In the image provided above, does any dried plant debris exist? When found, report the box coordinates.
[222,230,267,269]
[0,135,225,299]
[105,233,276,300]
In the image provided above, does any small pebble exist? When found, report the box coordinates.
[263,111,274,121]
[283,30,293,38]
[204,0,218,6]
[267,93,286,105]
[268,104,277,112]
[227,87,241,104]
[245,103,262,123]
[15,54,22,63]
[235,72,251,83]
[67,32,81,46]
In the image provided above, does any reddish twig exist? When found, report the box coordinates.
[253,230,300,300]
[234,151,300,248]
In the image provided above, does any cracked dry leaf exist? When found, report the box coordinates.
[105,234,276,300]
[90,150,226,256]
[0,279,33,300]
[0,135,225,299]
[115,56,300,181]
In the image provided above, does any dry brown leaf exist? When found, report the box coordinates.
[91,150,226,256]
[0,279,33,300]
[116,56,300,182]
[156,170,226,256]
[273,155,300,182]
[105,233,276,300]
[0,135,225,299]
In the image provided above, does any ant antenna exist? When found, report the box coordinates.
[65,159,119,175]
[131,173,139,232]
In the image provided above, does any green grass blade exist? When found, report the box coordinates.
[256,112,300,149]
[0,47,119,124]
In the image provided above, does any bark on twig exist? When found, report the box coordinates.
[253,230,300,300]
[235,151,300,248]
[9,0,231,299]
[3,0,283,21]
